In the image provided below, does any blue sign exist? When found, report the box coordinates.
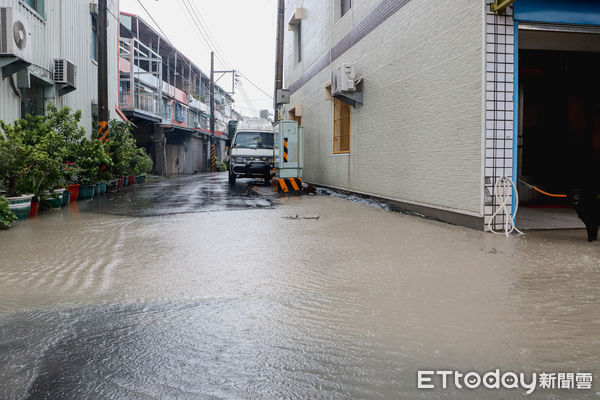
[514,0,600,26]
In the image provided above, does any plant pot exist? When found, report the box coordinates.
[78,184,96,200]
[67,184,80,202]
[93,184,99,197]
[41,195,62,209]
[128,175,136,185]
[96,182,107,195]
[29,200,39,217]
[41,189,64,209]
[117,178,124,189]
[62,191,71,207]
[122,176,128,187]
[6,195,33,221]
[136,174,146,184]
[107,180,118,192]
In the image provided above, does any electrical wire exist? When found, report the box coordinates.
[488,177,524,236]
[185,0,234,68]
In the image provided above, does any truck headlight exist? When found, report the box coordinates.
[236,156,246,163]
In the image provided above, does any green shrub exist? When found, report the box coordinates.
[133,147,153,175]
[0,195,16,229]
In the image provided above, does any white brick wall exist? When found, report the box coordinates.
[285,0,485,218]
[484,3,516,231]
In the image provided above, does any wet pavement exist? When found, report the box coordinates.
[1,172,599,399]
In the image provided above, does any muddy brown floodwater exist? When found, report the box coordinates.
[1,173,599,399]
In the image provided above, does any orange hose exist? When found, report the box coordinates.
[531,186,567,198]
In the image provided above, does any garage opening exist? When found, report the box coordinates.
[517,27,600,229]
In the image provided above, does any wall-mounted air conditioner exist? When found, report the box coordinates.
[0,7,32,75]
[54,58,77,95]
[331,64,357,96]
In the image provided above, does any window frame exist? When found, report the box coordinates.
[91,13,98,62]
[295,21,302,64]
[341,0,352,18]
[333,99,351,154]
[20,0,45,20]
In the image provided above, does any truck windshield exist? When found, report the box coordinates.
[233,131,274,149]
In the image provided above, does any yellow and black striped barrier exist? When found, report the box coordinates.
[283,137,288,163]
[98,120,109,140]
[210,144,216,172]
[275,177,302,193]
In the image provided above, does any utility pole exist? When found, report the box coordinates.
[97,0,109,139]
[273,0,285,122]
[210,51,216,172]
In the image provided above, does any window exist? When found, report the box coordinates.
[341,0,352,17]
[333,99,350,153]
[295,22,302,63]
[22,0,45,17]
[174,103,187,123]
[163,99,172,120]
[20,84,45,117]
[91,14,98,62]
[233,131,274,149]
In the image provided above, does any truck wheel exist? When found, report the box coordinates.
[228,172,236,185]
[264,175,271,186]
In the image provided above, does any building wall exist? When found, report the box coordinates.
[284,0,486,218]
[0,0,119,135]
[484,3,516,230]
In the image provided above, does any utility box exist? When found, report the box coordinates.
[274,120,303,179]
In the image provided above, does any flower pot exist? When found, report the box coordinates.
[97,182,107,195]
[29,200,39,218]
[78,184,96,200]
[67,184,80,202]
[41,195,62,209]
[128,175,136,185]
[136,174,146,184]
[117,178,124,189]
[62,191,71,207]
[6,195,33,221]
[93,184,99,197]
[122,176,128,187]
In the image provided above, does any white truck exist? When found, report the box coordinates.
[228,119,274,185]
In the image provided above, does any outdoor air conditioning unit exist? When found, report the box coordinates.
[0,7,32,74]
[331,64,357,96]
[54,58,77,95]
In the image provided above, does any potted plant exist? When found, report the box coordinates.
[73,138,112,201]
[0,195,17,229]
[1,112,66,217]
[134,147,153,184]
[0,120,34,219]
[107,120,137,189]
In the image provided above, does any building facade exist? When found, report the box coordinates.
[119,13,234,176]
[0,0,119,134]
[284,0,600,230]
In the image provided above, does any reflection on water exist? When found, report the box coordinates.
[1,174,599,399]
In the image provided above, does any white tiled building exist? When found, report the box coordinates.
[0,0,119,134]
[284,0,600,230]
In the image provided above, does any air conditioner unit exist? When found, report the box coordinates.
[331,64,356,96]
[54,58,77,95]
[0,7,32,63]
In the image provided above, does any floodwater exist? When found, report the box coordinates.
[1,173,599,399]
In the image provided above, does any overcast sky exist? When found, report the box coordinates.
[119,0,278,118]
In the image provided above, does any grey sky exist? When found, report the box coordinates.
[119,0,277,118]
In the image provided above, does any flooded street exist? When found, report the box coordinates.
[1,173,599,399]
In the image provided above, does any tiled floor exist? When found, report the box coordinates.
[517,206,585,230]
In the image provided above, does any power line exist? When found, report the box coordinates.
[239,74,273,99]
[181,0,230,69]
[186,0,234,68]
[136,0,172,43]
